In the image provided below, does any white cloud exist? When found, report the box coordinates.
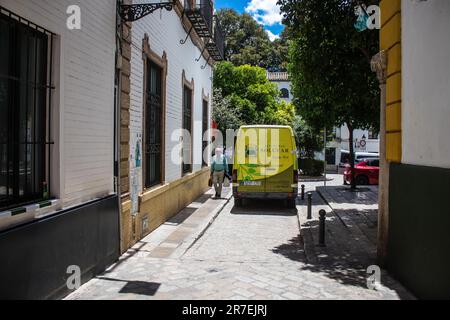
[266,29,280,41]
[245,0,283,26]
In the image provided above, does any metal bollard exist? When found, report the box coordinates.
[319,209,326,247]
[307,192,312,219]
[301,184,305,200]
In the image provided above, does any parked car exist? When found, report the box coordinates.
[344,158,380,185]
[338,150,379,174]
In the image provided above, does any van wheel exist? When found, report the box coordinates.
[356,175,369,185]
[235,198,243,207]
[287,199,296,209]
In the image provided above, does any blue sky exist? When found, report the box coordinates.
[215,0,284,41]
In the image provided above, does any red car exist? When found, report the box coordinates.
[344,158,380,185]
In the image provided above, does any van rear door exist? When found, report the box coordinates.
[263,127,295,193]
[236,127,266,193]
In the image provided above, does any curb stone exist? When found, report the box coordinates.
[172,191,233,259]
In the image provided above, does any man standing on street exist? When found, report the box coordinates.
[211,148,228,199]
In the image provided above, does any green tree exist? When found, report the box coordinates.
[267,28,291,72]
[278,0,380,188]
[213,61,295,129]
[293,116,324,159]
[211,88,243,135]
[217,8,288,71]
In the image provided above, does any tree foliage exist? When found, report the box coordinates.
[217,8,288,71]
[267,28,290,72]
[278,0,380,186]
[293,116,324,159]
[213,61,295,129]
[211,88,243,134]
[278,0,379,130]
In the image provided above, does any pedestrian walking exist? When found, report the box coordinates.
[211,147,228,199]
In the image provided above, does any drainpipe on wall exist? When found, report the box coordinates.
[115,0,124,249]
[371,50,388,266]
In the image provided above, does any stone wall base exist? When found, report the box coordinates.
[120,167,210,253]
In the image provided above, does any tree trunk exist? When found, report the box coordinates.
[347,122,357,190]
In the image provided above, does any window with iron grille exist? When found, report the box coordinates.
[0,9,54,211]
[202,99,208,167]
[280,88,289,99]
[182,86,192,174]
[145,60,163,188]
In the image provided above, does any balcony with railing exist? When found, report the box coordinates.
[205,16,224,61]
[184,0,213,38]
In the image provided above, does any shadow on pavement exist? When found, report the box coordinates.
[272,231,413,299]
[167,207,197,225]
[230,198,297,216]
[271,234,306,263]
[96,276,161,297]
[119,281,161,296]
[103,241,147,274]
[194,193,213,204]
[269,188,414,299]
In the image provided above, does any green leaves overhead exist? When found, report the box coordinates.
[217,8,289,71]
[278,0,380,132]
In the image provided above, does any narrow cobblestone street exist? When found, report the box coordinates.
[2,0,449,302]
[66,175,413,300]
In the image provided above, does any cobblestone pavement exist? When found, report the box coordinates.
[66,177,413,300]
[299,185,414,299]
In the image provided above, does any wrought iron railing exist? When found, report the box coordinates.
[205,15,224,61]
[213,16,224,60]
[184,0,213,38]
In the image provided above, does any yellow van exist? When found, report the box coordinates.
[232,125,299,208]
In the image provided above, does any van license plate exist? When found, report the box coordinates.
[242,181,261,186]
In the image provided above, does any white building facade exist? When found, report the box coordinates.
[323,125,380,171]
[118,0,222,251]
[0,0,119,299]
[266,71,293,102]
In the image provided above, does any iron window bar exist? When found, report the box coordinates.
[0,6,56,36]
[119,0,177,22]
[182,86,193,174]
[145,61,163,188]
[0,6,55,211]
